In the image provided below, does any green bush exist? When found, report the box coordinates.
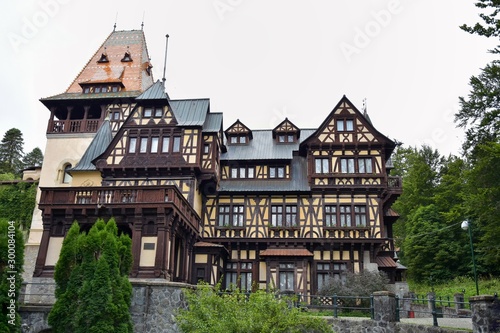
[176,283,333,333]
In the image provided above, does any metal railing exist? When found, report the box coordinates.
[398,294,472,327]
[298,294,374,318]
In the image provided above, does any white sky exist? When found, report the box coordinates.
[1,0,497,156]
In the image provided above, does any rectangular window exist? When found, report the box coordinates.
[279,135,285,143]
[111,85,119,92]
[218,206,230,226]
[271,205,297,227]
[143,108,153,117]
[279,263,295,292]
[269,166,285,179]
[151,137,159,153]
[340,158,355,173]
[225,263,252,290]
[248,167,255,178]
[324,205,337,227]
[239,136,247,144]
[239,167,246,179]
[162,137,170,153]
[358,158,373,173]
[269,167,276,178]
[204,144,210,154]
[230,136,237,144]
[128,137,137,153]
[95,86,101,93]
[337,119,354,131]
[232,205,244,227]
[140,137,148,153]
[112,111,120,120]
[288,135,294,142]
[154,107,163,117]
[101,86,108,93]
[340,206,352,227]
[271,205,283,227]
[231,168,238,179]
[83,86,90,94]
[173,136,181,152]
[354,206,367,227]
[317,263,331,291]
[218,205,244,227]
[315,158,330,174]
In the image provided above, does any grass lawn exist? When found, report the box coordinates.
[408,276,500,299]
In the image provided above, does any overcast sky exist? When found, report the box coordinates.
[1,0,497,157]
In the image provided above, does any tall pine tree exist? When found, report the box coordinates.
[0,129,24,175]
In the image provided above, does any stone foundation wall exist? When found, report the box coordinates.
[328,318,469,333]
[130,279,191,333]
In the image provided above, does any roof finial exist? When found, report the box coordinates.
[141,11,145,30]
[362,98,367,116]
[113,12,118,31]
[162,34,170,83]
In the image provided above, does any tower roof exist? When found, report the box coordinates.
[45,30,155,101]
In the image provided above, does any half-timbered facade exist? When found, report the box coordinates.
[27,29,402,296]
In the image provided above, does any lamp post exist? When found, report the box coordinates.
[461,220,479,296]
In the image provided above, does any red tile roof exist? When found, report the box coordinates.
[259,248,313,257]
[376,256,397,268]
[65,30,154,94]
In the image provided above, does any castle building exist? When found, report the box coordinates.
[26,29,402,296]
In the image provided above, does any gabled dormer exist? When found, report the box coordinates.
[225,120,252,145]
[272,118,300,143]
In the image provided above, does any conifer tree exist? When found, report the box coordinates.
[49,219,133,333]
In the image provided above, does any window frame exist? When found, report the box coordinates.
[324,204,368,228]
[315,158,330,174]
[218,204,245,228]
[270,204,298,228]
[340,158,355,173]
[269,166,285,179]
[337,119,354,132]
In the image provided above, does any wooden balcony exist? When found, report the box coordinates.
[39,185,200,232]
[47,119,100,134]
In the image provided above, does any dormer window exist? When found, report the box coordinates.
[272,118,300,143]
[225,120,252,145]
[97,53,109,63]
[277,134,296,143]
[229,135,247,144]
[121,50,133,62]
[143,107,163,118]
[81,84,122,94]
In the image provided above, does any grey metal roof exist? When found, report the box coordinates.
[219,156,310,192]
[69,120,113,172]
[170,99,209,126]
[202,113,223,133]
[135,80,170,100]
[41,90,142,101]
[221,129,315,161]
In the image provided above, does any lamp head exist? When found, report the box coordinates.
[461,220,469,230]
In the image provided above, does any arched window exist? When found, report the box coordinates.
[62,164,72,184]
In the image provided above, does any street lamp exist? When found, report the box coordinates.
[461,220,479,296]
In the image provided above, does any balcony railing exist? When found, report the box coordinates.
[48,119,100,134]
[39,185,200,231]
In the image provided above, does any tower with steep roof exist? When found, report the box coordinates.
[24,29,155,280]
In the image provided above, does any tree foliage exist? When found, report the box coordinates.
[0,182,37,230]
[460,0,500,53]
[48,219,133,333]
[456,61,500,156]
[176,283,333,333]
[0,129,24,175]
[0,219,24,332]
[22,147,43,168]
